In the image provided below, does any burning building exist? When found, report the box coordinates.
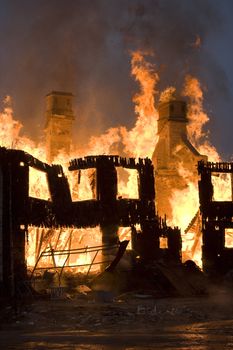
[1,86,233,299]
[0,48,233,298]
[0,147,181,296]
[152,99,207,221]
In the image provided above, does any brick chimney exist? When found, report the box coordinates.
[45,91,75,163]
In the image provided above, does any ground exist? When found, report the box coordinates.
[1,287,233,349]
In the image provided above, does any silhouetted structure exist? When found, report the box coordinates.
[198,161,233,277]
[0,149,181,295]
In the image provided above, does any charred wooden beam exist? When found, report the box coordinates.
[198,160,233,277]
[0,148,182,294]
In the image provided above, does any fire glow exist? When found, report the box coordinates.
[0,51,233,272]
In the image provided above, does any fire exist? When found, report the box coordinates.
[183,75,220,162]
[0,96,22,148]
[124,51,159,158]
[1,49,233,272]
[0,95,46,161]
[159,86,176,103]
[117,168,139,199]
[29,167,51,200]
[86,51,159,158]
[26,226,102,273]
[87,127,123,156]
[169,75,233,264]
[169,164,201,264]
[170,164,199,230]
[70,169,96,201]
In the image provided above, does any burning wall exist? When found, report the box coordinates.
[0,148,181,295]
[198,161,233,277]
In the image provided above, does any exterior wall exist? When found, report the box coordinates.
[152,100,207,221]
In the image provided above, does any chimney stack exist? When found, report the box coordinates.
[152,99,207,219]
[45,91,75,163]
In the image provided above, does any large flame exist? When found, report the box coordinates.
[1,50,232,271]
[86,51,159,158]
[169,75,233,264]
[124,51,159,158]
[183,75,220,162]
[0,96,46,160]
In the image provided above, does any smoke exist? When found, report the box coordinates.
[122,1,230,98]
[0,0,231,156]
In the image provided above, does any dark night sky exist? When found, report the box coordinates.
[0,0,233,159]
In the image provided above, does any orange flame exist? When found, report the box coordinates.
[1,50,233,271]
[183,75,220,162]
[169,74,233,265]
[123,51,159,158]
[159,86,176,103]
